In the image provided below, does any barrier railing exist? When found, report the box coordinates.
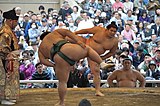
[20,80,160,84]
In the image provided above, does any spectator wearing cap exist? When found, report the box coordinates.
[23,13,30,22]
[145,60,160,87]
[49,16,58,32]
[114,53,128,70]
[126,17,138,33]
[131,40,140,54]
[39,18,48,34]
[136,36,148,53]
[132,46,146,69]
[152,47,160,69]
[146,60,160,79]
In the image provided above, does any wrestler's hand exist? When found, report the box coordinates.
[77,41,86,49]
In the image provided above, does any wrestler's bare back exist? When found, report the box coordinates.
[39,31,65,58]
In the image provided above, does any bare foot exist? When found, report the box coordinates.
[100,62,115,70]
[95,91,105,97]
[55,102,65,106]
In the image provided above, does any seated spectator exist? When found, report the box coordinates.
[138,53,152,75]
[141,24,154,42]
[151,17,160,36]
[31,62,54,88]
[107,58,146,87]
[132,46,145,69]
[19,59,36,80]
[123,0,133,13]
[28,22,40,45]
[67,65,90,88]
[152,47,160,68]
[121,24,136,42]
[15,24,25,40]
[138,11,151,23]
[145,60,160,87]
[112,0,124,12]
[146,60,160,79]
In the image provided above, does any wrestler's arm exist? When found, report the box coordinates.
[56,29,79,43]
[101,39,118,60]
[74,26,98,34]
[135,71,146,88]
[56,29,86,48]
[38,50,55,67]
[107,71,118,87]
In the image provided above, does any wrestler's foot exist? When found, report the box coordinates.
[100,62,115,70]
[95,91,105,97]
[55,102,65,106]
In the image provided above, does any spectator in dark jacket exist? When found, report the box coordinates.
[67,65,90,88]
[31,62,54,88]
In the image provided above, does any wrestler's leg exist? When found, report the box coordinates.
[60,44,108,69]
[54,55,71,106]
[38,50,55,67]
[88,59,104,97]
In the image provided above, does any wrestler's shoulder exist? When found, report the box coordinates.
[132,69,141,74]
[112,37,119,42]
[113,69,122,73]
[93,26,105,30]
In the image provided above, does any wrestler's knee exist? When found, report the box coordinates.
[92,69,101,75]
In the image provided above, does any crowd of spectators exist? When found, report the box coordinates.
[0,0,160,88]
